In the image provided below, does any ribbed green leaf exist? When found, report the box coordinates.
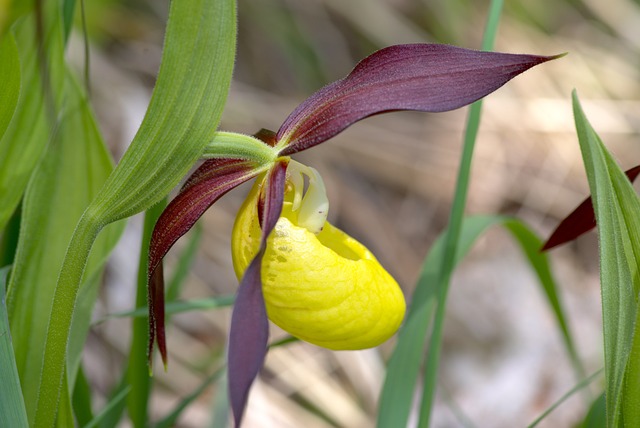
[0,8,65,232]
[36,1,237,425]
[0,266,28,428]
[572,91,640,426]
[7,71,122,426]
[0,33,20,144]
[378,216,579,427]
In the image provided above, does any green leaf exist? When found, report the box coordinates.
[0,33,20,143]
[0,5,65,233]
[7,70,122,426]
[0,266,28,428]
[582,393,606,428]
[166,221,203,303]
[84,386,131,428]
[35,1,237,424]
[572,91,640,426]
[72,365,95,427]
[378,216,579,427]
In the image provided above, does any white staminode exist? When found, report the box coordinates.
[287,160,329,234]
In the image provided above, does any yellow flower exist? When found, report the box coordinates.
[231,163,405,350]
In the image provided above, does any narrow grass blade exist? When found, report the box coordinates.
[155,369,223,428]
[83,386,131,428]
[36,1,237,424]
[0,266,28,428]
[417,2,505,426]
[97,377,128,428]
[527,369,602,428]
[72,365,94,427]
[572,91,640,425]
[127,201,166,428]
[211,370,230,428]
[94,296,236,324]
[378,216,580,427]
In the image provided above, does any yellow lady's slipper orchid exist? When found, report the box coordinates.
[231,164,406,350]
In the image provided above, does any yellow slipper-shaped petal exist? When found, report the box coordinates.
[231,179,406,350]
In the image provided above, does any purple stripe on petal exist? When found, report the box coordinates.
[277,44,561,155]
[148,158,260,367]
[228,159,288,427]
[542,165,640,251]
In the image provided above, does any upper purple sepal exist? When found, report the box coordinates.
[277,44,561,155]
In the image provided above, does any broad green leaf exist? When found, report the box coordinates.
[36,1,237,425]
[0,33,20,143]
[0,5,65,233]
[127,201,165,428]
[572,91,640,426]
[378,216,579,427]
[0,266,28,428]
[7,71,122,425]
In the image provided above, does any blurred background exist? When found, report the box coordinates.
[69,0,640,426]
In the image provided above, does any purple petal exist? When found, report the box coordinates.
[277,44,561,155]
[148,158,260,368]
[542,165,640,251]
[228,159,288,427]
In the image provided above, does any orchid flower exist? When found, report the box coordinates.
[146,43,559,425]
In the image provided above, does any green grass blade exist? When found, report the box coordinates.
[502,219,586,381]
[98,377,128,428]
[378,216,504,428]
[417,1,504,426]
[155,369,223,428]
[127,201,166,428]
[84,386,131,428]
[94,295,236,324]
[572,91,640,425]
[210,370,230,428]
[35,1,237,425]
[378,216,581,427]
[7,70,122,425]
[0,266,28,428]
[527,369,602,428]
[72,365,95,427]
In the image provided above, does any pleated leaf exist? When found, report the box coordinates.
[572,91,640,426]
[6,71,122,426]
[35,1,237,424]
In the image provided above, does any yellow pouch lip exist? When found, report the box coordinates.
[231,178,405,350]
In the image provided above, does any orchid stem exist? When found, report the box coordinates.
[417,1,504,426]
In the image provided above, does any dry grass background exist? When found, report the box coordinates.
[68,0,640,426]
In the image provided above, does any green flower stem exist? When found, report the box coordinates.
[203,132,278,164]
[417,1,504,426]
[33,215,101,428]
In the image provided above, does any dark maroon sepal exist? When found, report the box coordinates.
[147,158,261,368]
[542,165,640,251]
[277,44,562,155]
[228,159,288,427]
